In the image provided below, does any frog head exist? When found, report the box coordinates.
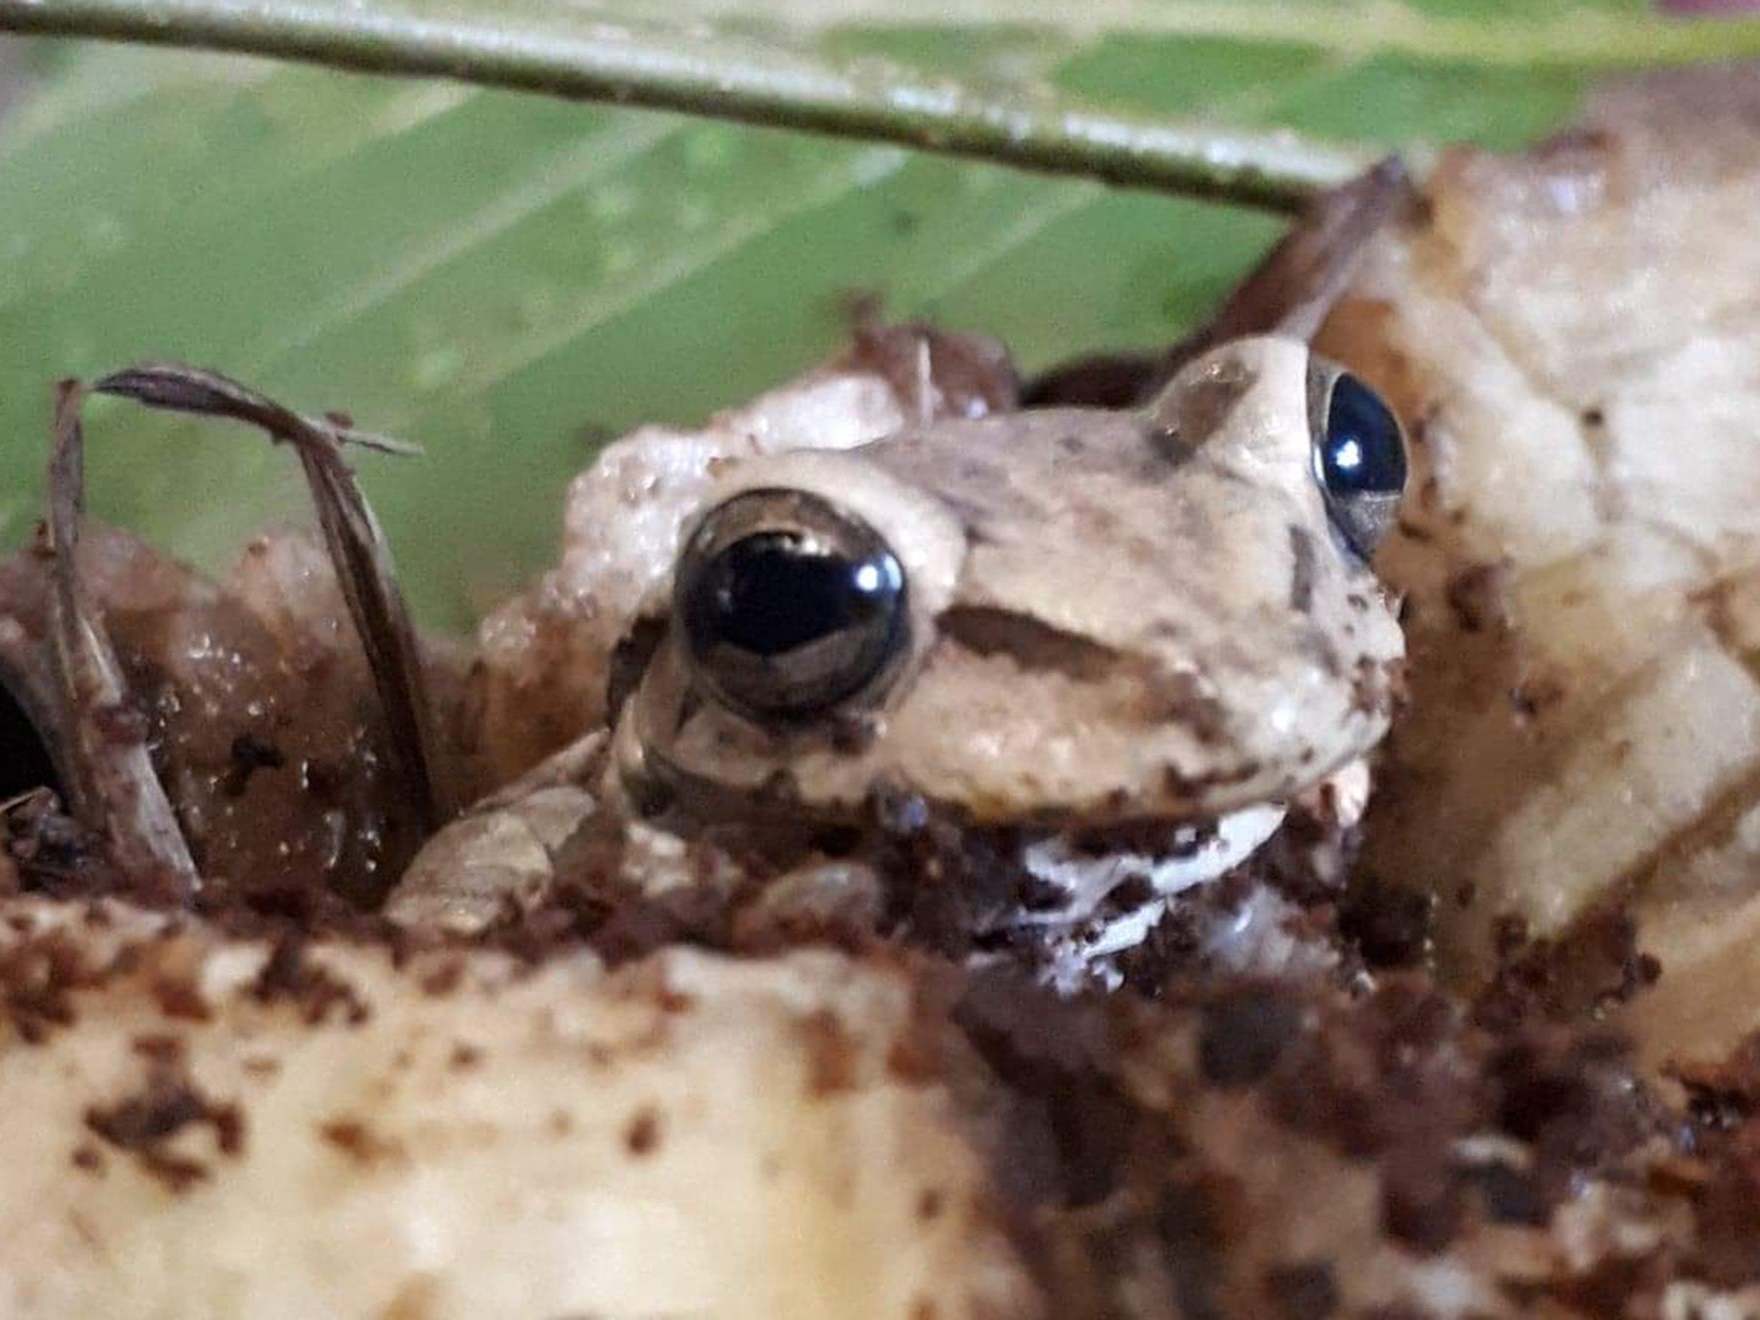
[614,336,1407,830]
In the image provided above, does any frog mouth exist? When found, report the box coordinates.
[951,762,1371,990]
[1006,803,1289,937]
[927,802,1297,995]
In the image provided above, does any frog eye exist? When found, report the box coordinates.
[1309,365,1407,557]
[674,489,908,721]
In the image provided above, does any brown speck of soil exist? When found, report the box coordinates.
[84,1068,246,1192]
[1338,877,1434,969]
[222,731,286,797]
[448,1042,483,1071]
[318,1117,406,1169]
[148,970,213,1023]
[130,1033,186,1066]
[418,957,466,997]
[252,934,370,1026]
[1,928,104,1043]
[624,1106,663,1157]
[798,1008,859,1096]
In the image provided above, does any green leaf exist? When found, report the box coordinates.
[0,2,1754,630]
[0,2,1389,209]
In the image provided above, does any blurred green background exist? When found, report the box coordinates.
[0,2,1734,630]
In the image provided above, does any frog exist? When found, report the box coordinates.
[391,316,1409,991]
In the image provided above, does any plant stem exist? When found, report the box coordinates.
[0,0,1380,213]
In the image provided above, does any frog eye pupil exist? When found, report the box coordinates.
[695,533,895,657]
[1314,371,1407,555]
[1322,374,1405,495]
[677,491,907,720]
